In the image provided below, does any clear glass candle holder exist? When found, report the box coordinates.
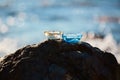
[44,31,63,40]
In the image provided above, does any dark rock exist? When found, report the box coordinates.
[0,40,119,80]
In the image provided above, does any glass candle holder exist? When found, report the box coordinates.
[44,31,63,40]
[62,33,82,43]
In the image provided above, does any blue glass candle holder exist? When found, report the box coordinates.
[62,33,82,44]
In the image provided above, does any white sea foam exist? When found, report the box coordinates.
[0,38,18,56]
[83,33,120,63]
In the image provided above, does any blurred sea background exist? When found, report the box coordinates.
[0,0,120,62]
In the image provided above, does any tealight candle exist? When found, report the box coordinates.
[44,31,63,40]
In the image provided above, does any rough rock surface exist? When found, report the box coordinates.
[0,40,119,80]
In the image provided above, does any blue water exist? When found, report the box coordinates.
[0,0,120,47]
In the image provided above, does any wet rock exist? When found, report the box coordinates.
[0,40,119,80]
